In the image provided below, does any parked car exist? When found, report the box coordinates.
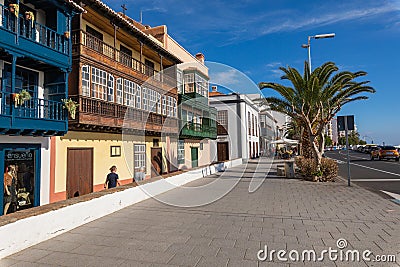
[370,146,399,161]
[357,145,365,153]
[363,144,378,154]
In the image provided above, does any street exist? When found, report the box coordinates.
[325,150,400,198]
[2,158,399,266]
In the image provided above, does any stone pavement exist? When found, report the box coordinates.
[1,158,399,267]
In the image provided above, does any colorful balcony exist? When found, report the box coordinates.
[179,121,217,140]
[0,91,67,136]
[0,4,71,70]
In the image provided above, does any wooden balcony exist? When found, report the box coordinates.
[70,95,178,135]
[71,30,177,94]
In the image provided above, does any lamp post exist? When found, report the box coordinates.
[301,33,335,73]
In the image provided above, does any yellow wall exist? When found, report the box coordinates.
[179,139,211,169]
[55,132,157,193]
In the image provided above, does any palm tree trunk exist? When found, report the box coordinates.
[301,129,313,159]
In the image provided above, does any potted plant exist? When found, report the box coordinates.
[62,98,79,119]
[9,4,19,17]
[13,89,32,107]
[64,31,70,39]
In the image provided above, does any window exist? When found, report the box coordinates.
[110,146,121,157]
[177,70,183,94]
[124,79,135,107]
[148,89,157,113]
[162,96,166,115]
[82,65,90,97]
[142,88,148,110]
[252,114,255,136]
[153,139,159,147]
[134,144,146,180]
[178,140,185,164]
[184,73,194,93]
[91,66,107,100]
[120,45,132,68]
[157,92,161,114]
[248,112,251,135]
[144,59,155,76]
[217,110,228,135]
[136,85,141,109]
[86,25,103,53]
[107,74,114,102]
[173,98,177,118]
[116,78,123,104]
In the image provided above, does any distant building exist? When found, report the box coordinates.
[209,89,260,161]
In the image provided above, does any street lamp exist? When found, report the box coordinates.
[301,33,335,73]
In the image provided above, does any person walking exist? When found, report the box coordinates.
[104,166,120,189]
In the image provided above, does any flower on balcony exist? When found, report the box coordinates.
[62,98,79,119]
[9,4,19,17]
[13,89,32,107]
[25,11,35,28]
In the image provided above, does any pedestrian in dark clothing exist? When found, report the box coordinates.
[104,166,120,189]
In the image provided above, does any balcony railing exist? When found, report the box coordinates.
[180,121,217,139]
[0,91,66,121]
[74,95,178,130]
[0,4,69,55]
[72,30,176,87]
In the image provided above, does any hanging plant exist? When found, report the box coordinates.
[9,4,19,17]
[62,98,79,119]
[13,89,32,107]
[64,31,70,39]
[25,11,35,28]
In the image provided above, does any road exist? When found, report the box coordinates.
[325,150,400,200]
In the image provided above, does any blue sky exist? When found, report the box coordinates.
[108,0,400,145]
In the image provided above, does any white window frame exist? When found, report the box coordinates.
[107,74,114,102]
[116,78,123,104]
[177,140,185,164]
[82,65,90,97]
[124,79,136,107]
[134,144,146,175]
[136,85,142,109]
[157,92,161,114]
[143,87,147,111]
[91,66,107,100]
[162,95,166,115]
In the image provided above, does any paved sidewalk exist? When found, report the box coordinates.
[1,159,399,266]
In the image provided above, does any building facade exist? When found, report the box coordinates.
[0,0,83,215]
[50,0,182,202]
[176,55,217,169]
[209,89,260,162]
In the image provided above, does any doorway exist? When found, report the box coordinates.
[151,147,162,178]
[0,144,40,216]
[66,148,93,199]
[217,142,229,162]
[191,147,199,168]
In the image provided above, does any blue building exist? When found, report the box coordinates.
[0,0,83,215]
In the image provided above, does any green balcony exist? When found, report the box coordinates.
[179,121,217,140]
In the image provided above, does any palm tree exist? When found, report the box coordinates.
[259,61,375,179]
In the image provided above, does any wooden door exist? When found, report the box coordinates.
[217,142,229,162]
[151,148,162,178]
[191,147,199,168]
[67,148,93,199]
